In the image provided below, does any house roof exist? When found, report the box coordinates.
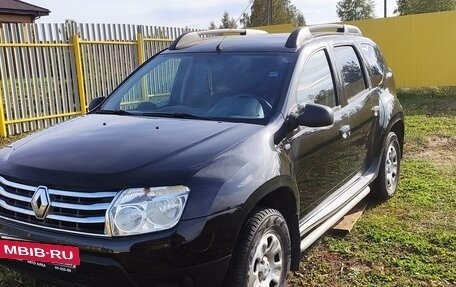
[0,0,50,17]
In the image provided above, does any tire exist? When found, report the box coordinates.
[372,131,401,200]
[225,208,291,287]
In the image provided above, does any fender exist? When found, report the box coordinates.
[368,95,404,180]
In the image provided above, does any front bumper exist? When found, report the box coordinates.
[0,208,245,287]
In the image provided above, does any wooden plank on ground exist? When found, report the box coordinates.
[331,200,368,234]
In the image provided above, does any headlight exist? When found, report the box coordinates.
[106,186,189,236]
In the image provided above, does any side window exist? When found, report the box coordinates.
[334,46,367,100]
[297,50,336,108]
[361,43,385,86]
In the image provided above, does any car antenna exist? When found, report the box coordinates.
[216,0,253,52]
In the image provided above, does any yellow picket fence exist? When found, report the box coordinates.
[347,11,456,88]
[258,11,456,88]
[0,23,195,137]
[2,13,455,137]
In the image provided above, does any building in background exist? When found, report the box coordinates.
[0,0,50,23]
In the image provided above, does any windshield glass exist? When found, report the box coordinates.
[101,52,296,124]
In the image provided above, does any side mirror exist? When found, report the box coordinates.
[88,97,106,112]
[297,103,334,127]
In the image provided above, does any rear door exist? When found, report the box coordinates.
[332,44,380,175]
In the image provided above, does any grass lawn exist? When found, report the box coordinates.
[0,88,455,286]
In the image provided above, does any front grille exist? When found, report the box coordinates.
[0,176,118,236]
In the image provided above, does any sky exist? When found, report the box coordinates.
[26,0,398,29]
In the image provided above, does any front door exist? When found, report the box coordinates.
[285,48,354,216]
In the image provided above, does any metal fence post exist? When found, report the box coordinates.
[137,26,148,101]
[0,90,7,137]
[73,34,87,113]
[137,26,145,65]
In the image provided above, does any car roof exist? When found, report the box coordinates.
[162,34,296,54]
[162,24,366,54]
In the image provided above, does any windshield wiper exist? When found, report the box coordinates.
[141,112,209,120]
[97,109,136,116]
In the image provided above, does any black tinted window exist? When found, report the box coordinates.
[361,43,385,86]
[297,50,336,108]
[334,46,367,99]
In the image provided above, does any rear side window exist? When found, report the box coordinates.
[334,46,367,100]
[297,50,336,108]
[361,43,385,86]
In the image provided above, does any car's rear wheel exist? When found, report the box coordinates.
[225,208,291,287]
[373,131,401,200]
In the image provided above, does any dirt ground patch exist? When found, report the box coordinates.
[407,135,456,168]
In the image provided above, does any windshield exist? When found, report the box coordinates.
[101,52,296,124]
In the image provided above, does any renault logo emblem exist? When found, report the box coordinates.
[31,186,51,219]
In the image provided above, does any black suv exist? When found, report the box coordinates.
[0,25,404,287]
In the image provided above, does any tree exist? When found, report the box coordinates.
[240,12,251,28]
[247,0,306,27]
[395,0,456,15]
[296,12,306,26]
[336,0,375,21]
[63,19,79,41]
[208,20,216,30]
[289,4,306,26]
[209,1,305,29]
[208,11,238,29]
[219,11,238,29]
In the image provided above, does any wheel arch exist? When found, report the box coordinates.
[389,115,405,158]
[255,187,301,271]
[369,111,404,180]
[241,177,301,271]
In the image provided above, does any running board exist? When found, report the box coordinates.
[300,186,370,252]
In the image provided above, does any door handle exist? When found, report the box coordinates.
[339,125,351,139]
[371,105,380,117]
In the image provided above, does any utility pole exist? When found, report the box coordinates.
[265,0,273,25]
[269,0,273,25]
[384,0,387,17]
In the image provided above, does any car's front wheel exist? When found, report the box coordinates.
[373,131,401,200]
[225,208,291,287]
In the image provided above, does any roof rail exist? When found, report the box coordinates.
[169,29,268,50]
[285,27,312,48]
[285,24,363,48]
[308,24,363,36]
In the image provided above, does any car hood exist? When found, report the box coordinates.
[1,115,263,190]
